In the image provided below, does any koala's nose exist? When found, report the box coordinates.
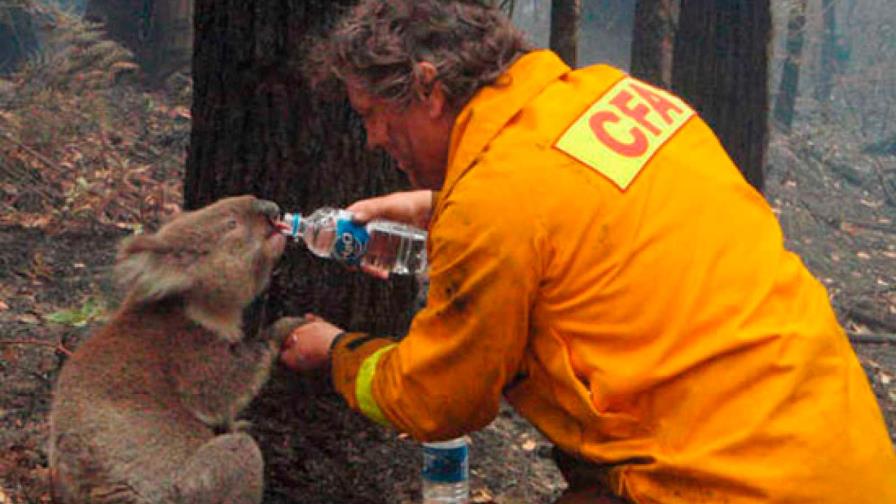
[252,199,281,220]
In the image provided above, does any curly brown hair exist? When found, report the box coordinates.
[309,0,532,109]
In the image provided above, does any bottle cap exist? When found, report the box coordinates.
[280,213,302,238]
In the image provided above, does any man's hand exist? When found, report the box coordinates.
[279,314,344,371]
[346,190,434,230]
[346,190,434,280]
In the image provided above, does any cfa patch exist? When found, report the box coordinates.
[554,76,695,190]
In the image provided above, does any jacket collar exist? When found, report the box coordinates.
[439,50,570,201]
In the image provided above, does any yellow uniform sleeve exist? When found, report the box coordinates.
[331,332,397,425]
[330,173,542,440]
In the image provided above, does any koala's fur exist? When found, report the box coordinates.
[49,195,304,503]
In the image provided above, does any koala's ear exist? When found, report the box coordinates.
[115,234,193,304]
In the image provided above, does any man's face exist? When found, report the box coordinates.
[346,79,452,190]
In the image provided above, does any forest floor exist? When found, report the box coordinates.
[1,19,896,503]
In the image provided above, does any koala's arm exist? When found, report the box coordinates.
[174,317,307,428]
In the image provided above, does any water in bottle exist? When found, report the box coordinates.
[363,219,427,277]
[421,437,470,503]
[280,207,427,276]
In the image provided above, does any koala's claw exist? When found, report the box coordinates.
[267,316,309,347]
[229,419,253,433]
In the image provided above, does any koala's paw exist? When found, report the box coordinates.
[229,419,253,433]
[266,316,308,348]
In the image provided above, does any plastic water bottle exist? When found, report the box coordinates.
[280,207,427,276]
[421,437,470,503]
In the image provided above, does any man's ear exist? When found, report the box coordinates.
[414,61,445,119]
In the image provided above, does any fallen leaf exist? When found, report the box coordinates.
[882,251,896,259]
[471,488,494,503]
[170,106,191,120]
[856,251,871,260]
[521,439,537,452]
[21,215,51,229]
[17,313,39,324]
[0,300,8,311]
[840,222,859,235]
[2,346,17,363]
[880,373,892,386]
[859,198,882,208]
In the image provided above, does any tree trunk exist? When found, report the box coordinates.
[630,0,675,88]
[85,0,192,84]
[187,1,421,501]
[671,0,771,193]
[772,0,807,132]
[145,0,191,83]
[550,0,580,67]
[0,3,39,75]
[815,0,836,103]
[84,0,145,57]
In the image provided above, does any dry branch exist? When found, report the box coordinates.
[847,331,896,344]
[0,338,73,356]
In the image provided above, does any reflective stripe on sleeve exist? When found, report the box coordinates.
[355,343,397,427]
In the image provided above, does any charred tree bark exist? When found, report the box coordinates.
[630,0,675,88]
[550,0,581,67]
[84,0,144,58]
[85,0,192,84]
[815,0,837,103]
[0,2,39,75]
[772,0,807,132]
[144,0,191,84]
[672,0,771,193]
[187,1,420,501]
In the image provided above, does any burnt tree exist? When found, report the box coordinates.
[773,0,808,132]
[630,0,675,88]
[0,2,38,75]
[672,0,771,193]
[550,0,580,67]
[815,0,837,103]
[85,0,192,84]
[187,1,421,502]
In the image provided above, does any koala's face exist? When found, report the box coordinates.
[116,195,287,308]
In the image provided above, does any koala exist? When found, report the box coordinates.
[49,195,305,503]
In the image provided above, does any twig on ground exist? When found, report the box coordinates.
[0,131,62,172]
[868,156,896,208]
[844,219,896,234]
[848,331,896,344]
[0,339,73,356]
[843,305,896,334]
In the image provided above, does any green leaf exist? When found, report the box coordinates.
[45,297,107,327]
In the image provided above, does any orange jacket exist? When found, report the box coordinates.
[331,50,896,503]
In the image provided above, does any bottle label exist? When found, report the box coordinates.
[422,444,469,484]
[333,218,369,266]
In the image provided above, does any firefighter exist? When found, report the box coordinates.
[281,1,896,502]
